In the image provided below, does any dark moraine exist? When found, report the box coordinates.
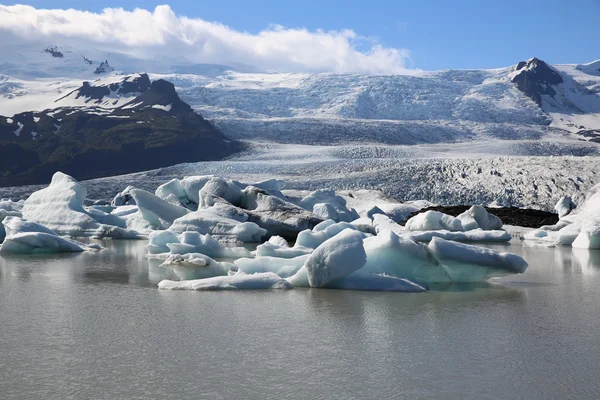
[403,206,559,228]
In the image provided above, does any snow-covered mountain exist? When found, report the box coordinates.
[1,44,599,148]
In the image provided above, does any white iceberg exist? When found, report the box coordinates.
[169,205,266,242]
[166,231,253,258]
[129,189,190,229]
[0,232,100,254]
[235,254,309,277]
[304,229,367,287]
[22,172,137,238]
[158,272,293,291]
[405,210,463,232]
[358,230,451,284]
[456,205,503,231]
[555,196,576,218]
[572,219,600,249]
[428,237,528,282]
[524,183,600,248]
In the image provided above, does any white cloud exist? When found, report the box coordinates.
[0,4,415,74]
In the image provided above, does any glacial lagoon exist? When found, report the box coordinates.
[1,240,599,400]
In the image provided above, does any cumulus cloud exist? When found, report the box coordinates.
[0,4,414,74]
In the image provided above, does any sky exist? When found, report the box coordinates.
[2,0,600,72]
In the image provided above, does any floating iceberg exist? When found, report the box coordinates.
[304,229,367,287]
[129,189,190,229]
[456,205,503,231]
[428,237,528,281]
[169,205,266,242]
[22,172,139,238]
[158,272,293,291]
[0,232,100,254]
[405,210,463,232]
[523,183,600,249]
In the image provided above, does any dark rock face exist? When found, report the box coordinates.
[121,79,191,115]
[94,61,114,74]
[512,58,563,106]
[56,74,152,104]
[0,78,245,187]
[402,205,559,228]
[44,47,63,58]
[83,56,93,65]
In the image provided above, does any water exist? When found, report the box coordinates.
[1,240,599,400]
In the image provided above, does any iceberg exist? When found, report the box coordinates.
[304,229,367,287]
[428,237,528,282]
[295,221,361,249]
[158,272,293,291]
[166,231,253,258]
[0,232,100,254]
[129,189,190,229]
[235,254,309,277]
[299,189,358,222]
[555,196,576,218]
[169,205,267,242]
[572,219,600,249]
[523,183,600,248]
[159,253,233,280]
[22,172,137,238]
[405,210,463,232]
[456,205,503,231]
[359,230,451,284]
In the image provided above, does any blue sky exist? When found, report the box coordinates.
[10,0,600,70]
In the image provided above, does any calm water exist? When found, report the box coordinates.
[1,240,600,400]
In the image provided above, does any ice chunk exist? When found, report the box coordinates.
[372,214,405,235]
[299,189,358,222]
[359,230,451,284]
[158,272,293,291]
[0,232,99,254]
[304,229,367,287]
[286,266,309,287]
[147,230,180,255]
[2,216,56,237]
[313,203,339,220]
[405,210,463,232]
[169,206,266,243]
[268,235,289,247]
[295,221,360,249]
[555,196,576,218]
[428,237,528,281]
[129,189,189,229]
[111,186,136,206]
[255,242,313,258]
[159,253,232,280]
[350,217,376,234]
[155,179,192,208]
[572,219,600,249]
[22,172,135,238]
[235,254,309,277]
[239,186,323,240]
[405,229,511,243]
[199,177,244,208]
[166,231,253,258]
[180,175,215,206]
[456,206,503,231]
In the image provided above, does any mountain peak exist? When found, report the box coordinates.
[94,60,114,74]
[512,57,563,105]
